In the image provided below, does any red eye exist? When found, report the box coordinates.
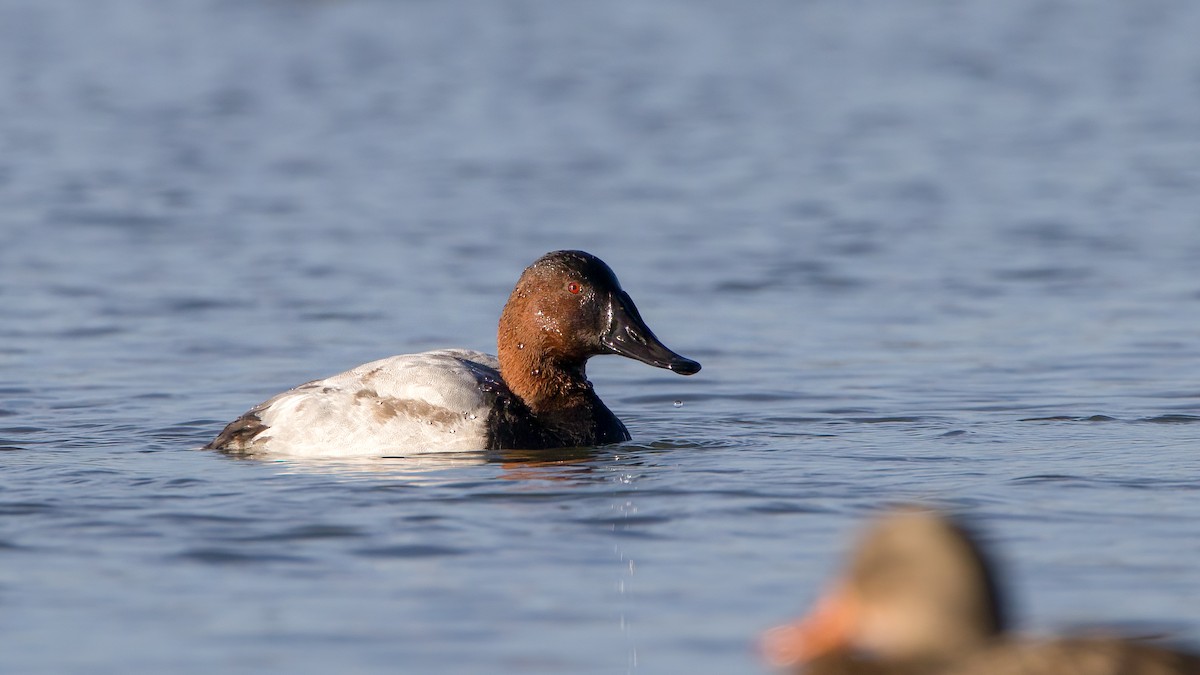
[567,282,581,295]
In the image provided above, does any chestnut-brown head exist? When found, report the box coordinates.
[497,251,700,407]
[763,507,1006,669]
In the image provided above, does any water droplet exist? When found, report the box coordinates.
[517,342,525,350]
[531,368,540,376]
[673,400,683,408]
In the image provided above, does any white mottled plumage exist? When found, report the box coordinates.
[239,349,501,457]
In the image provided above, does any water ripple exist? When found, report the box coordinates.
[0,501,57,516]
[177,548,311,565]
[1138,414,1200,424]
[353,544,465,558]
[246,524,366,542]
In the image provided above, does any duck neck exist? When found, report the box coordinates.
[497,337,597,417]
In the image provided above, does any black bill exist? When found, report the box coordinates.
[600,291,701,375]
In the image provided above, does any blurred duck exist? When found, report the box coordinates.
[762,507,1200,675]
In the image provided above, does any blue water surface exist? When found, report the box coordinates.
[2,1,1200,673]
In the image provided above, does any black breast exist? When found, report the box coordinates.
[484,385,630,450]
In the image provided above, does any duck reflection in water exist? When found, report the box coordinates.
[490,446,601,482]
[256,446,612,484]
[762,507,1200,675]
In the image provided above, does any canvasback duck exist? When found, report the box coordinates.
[762,507,1200,675]
[206,250,700,457]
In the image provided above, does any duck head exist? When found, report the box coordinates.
[497,251,700,407]
[762,507,1006,669]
